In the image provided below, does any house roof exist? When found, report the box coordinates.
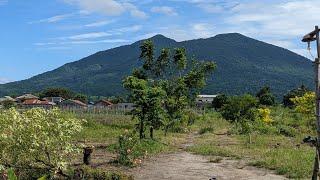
[16,94,39,100]
[0,96,16,102]
[197,95,218,98]
[61,99,87,106]
[23,99,55,105]
[95,99,113,106]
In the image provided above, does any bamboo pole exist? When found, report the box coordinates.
[313,25,320,180]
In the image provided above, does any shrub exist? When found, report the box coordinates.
[257,108,273,124]
[256,86,275,106]
[199,126,214,135]
[290,92,315,118]
[117,130,138,166]
[74,166,133,180]
[212,94,228,110]
[220,94,258,122]
[283,85,309,107]
[1,100,16,109]
[0,108,84,177]
[114,130,168,167]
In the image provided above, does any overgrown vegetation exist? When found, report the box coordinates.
[187,84,317,178]
[0,108,85,178]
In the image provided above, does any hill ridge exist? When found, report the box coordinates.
[0,33,313,98]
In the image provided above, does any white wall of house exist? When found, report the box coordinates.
[196,95,217,104]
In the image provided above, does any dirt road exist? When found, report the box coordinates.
[130,133,287,180]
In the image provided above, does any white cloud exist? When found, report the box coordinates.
[35,39,129,47]
[63,0,147,18]
[210,0,320,56]
[84,20,116,27]
[0,77,11,84]
[191,23,216,38]
[62,32,112,40]
[116,25,142,32]
[29,13,74,24]
[151,6,178,16]
[0,0,7,5]
[65,39,129,44]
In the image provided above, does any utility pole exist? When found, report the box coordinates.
[302,26,320,180]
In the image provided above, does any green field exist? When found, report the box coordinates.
[69,106,316,179]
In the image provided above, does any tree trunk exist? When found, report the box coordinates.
[83,147,94,165]
[140,120,144,139]
[150,127,154,139]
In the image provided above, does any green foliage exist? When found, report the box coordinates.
[1,100,16,109]
[290,91,315,118]
[117,131,138,166]
[212,94,228,110]
[124,40,215,139]
[112,130,169,167]
[74,93,88,103]
[0,108,85,176]
[108,96,125,104]
[198,126,214,135]
[39,88,74,99]
[220,94,258,122]
[283,85,310,107]
[7,168,17,180]
[256,86,275,106]
[75,166,133,180]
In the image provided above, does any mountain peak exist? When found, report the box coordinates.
[213,32,248,39]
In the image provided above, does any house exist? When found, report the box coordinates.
[59,99,87,109]
[16,94,39,103]
[0,96,17,108]
[0,96,16,103]
[196,95,218,104]
[112,103,135,111]
[43,97,64,104]
[94,100,113,108]
[22,99,55,109]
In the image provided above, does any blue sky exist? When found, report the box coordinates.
[0,0,318,83]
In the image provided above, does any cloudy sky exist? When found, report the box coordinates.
[0,0,319,83]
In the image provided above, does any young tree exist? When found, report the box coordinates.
[123,40,215,138]
[123,76,165,139]
[256,86,275,106]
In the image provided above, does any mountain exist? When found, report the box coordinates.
[0,33,313,98]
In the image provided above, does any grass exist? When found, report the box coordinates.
[188,107,316,179]
[74,113,134,143]
[71,107,316,178]
[73,112,188,167]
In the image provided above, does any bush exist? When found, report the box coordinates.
[256,86,275,106]
[113,130,168,167]
[0,108,85,177]
[212,94,228,110]
[220,94,258,122]
[259,93,275,106]
[1,100,16,109]
[199,126,214,134]
[74,166,133,180]
[283,85,309,107]
[117,130,138,166]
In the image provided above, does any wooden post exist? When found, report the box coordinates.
[314,25,320,180]
[83,146,94,165]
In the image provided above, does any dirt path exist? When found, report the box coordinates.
[130,133,287,180]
